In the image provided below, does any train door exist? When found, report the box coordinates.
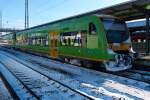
[50,32,59,58]
[87,22,98,49]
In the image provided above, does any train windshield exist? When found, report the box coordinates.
[102,18,129,43]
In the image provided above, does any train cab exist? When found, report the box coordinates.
[99,15,134,71]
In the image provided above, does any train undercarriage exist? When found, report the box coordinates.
[60,52,134,72]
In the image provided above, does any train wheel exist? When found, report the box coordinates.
[80,61,86,67]
[99,62,107,71]
[79,60,92,68]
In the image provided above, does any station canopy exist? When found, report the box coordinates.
[127,20,150,32]
[88,0,150,21]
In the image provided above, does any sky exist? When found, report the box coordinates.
[0,0,130,29]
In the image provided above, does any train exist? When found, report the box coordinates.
[2,14,135,72]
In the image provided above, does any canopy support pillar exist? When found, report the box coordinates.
[146,13,150,55]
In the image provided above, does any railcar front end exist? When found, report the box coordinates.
[100,16,134,71]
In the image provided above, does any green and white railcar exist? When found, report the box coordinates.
[14,15,134,71]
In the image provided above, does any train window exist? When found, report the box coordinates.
[74,32,81,47]
[16,34,28,46]
[43,38,46,46]
[60,33,64,46]
[60,31,87,47]
[89,23,97,35]
[81,30,87,47]
[60,32,76,46]
[102,18,129,43]
[27,35,48,46]
[33,38,36,45]
[41,35,48,46]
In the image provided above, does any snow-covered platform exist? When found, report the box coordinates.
[140,56,150,60]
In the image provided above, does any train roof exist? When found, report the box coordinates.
[19,14,109,33]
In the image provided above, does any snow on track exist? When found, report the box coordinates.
[129,69,150,76]
[113,70,150,84]
[0,52,96,100]
[0,50,150,100]
[0,76,13,100]
[0,63,34,100]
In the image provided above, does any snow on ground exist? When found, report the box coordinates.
[0,52,94,100]
[0,77,13,100]
[0,50,150,100]
[0,62,36,99]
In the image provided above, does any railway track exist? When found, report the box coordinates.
[91,65,150,84]
[0,63,34,100]
[0,62,40,100]
[108,70,150,84]
[0,51,95,100]
[129,69,150,76]
[0,74,13,100]
[3,47,150,84]
[21,55,150,84]
[0,47,150,99]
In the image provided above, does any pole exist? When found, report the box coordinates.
[25,0,26,29]
[0,10,2,36]
[25,0,29,29]
[26,0,29,28]
[146,13,150,55]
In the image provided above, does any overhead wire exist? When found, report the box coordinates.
[32,0,69,17]
[31,0,51,12]
[30,0,70,26]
